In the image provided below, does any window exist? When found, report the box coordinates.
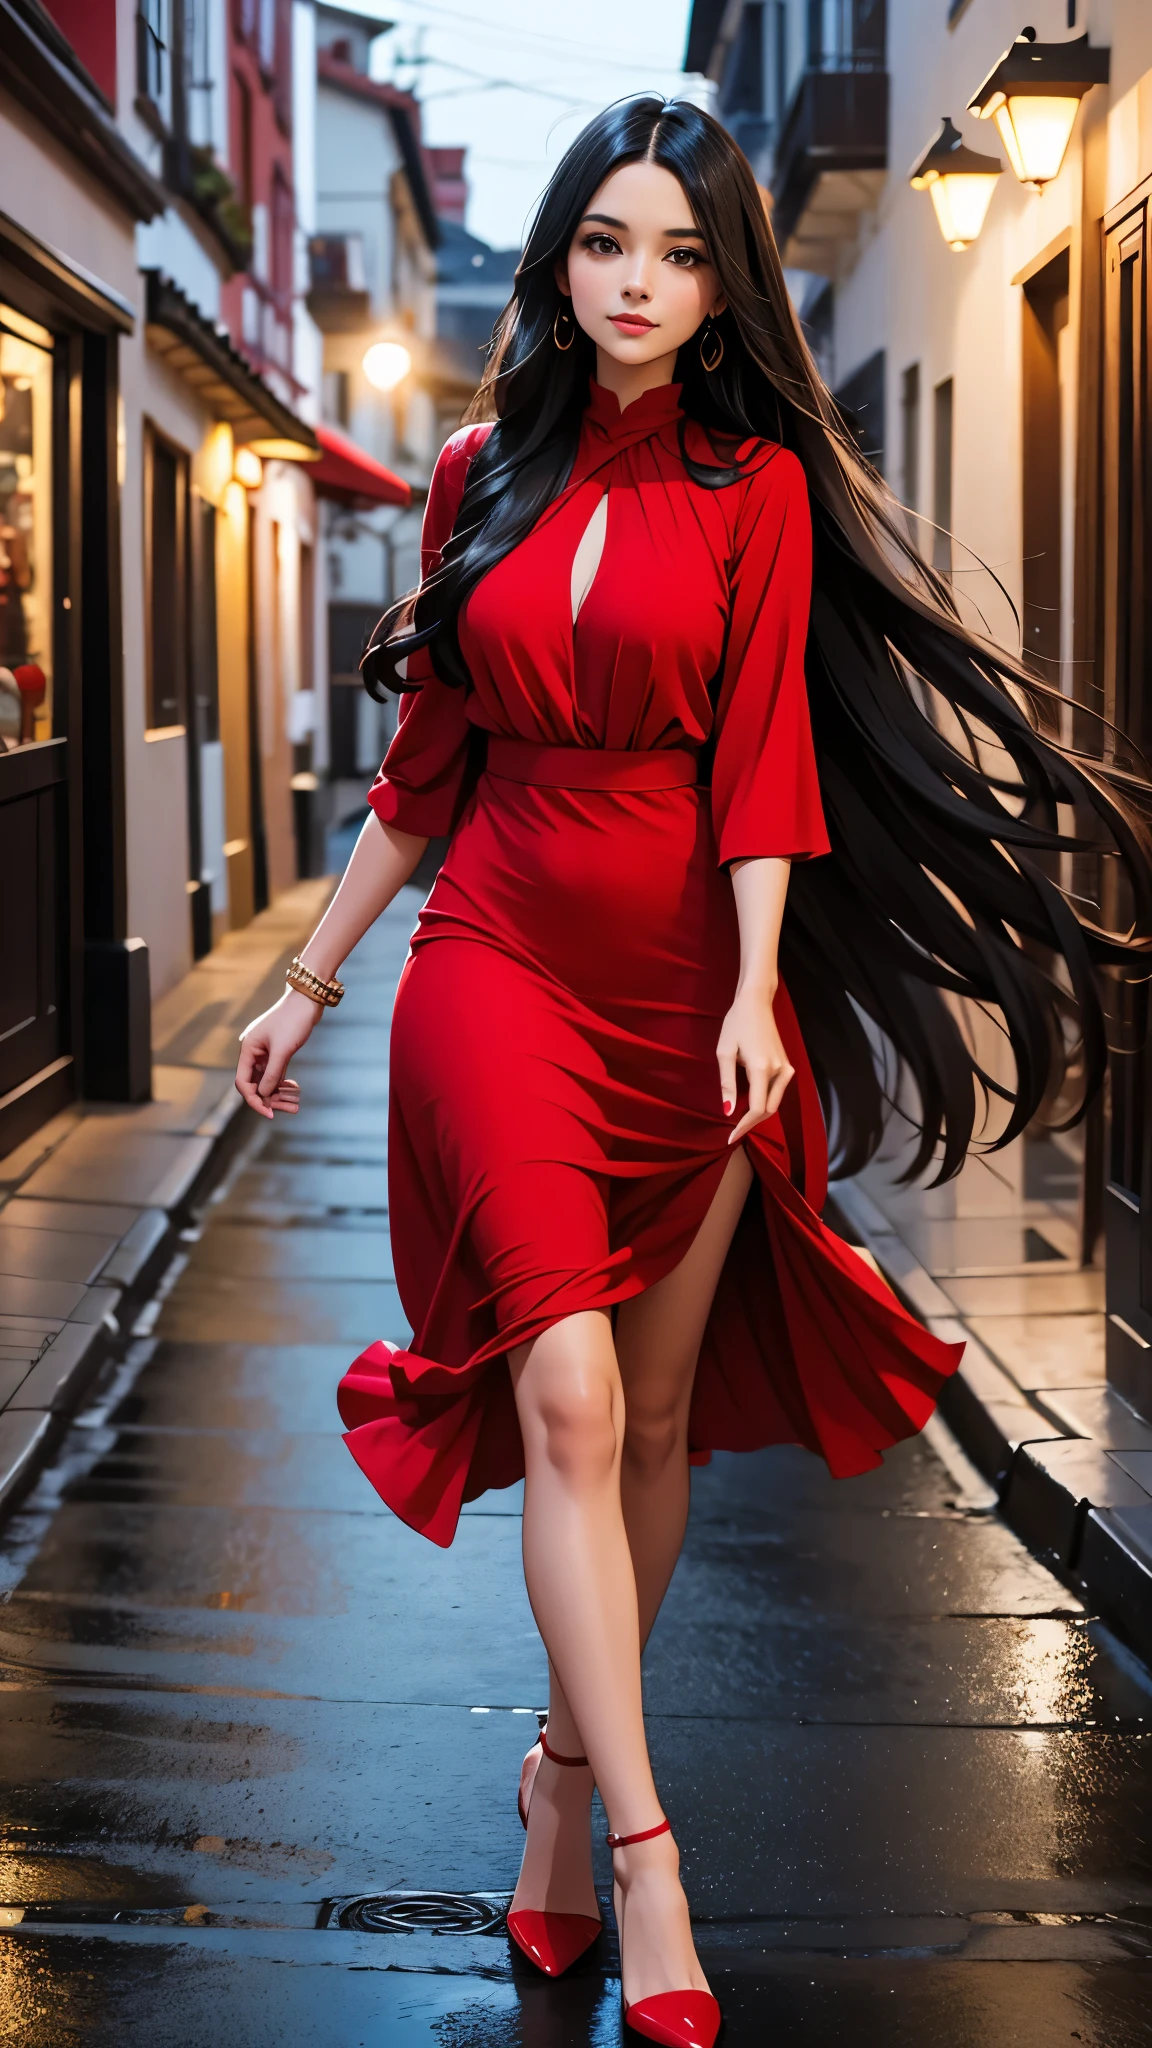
[773,1,789,122]
[932,377,953,576]
[808,0,885,70]
[725,3,764,113]
[271,167,295,312]
[322,370,350,428]
[258,0,276,71]
[144,424,189,731]
[235,73,254,212]
[0,306,54,748]
[835,348,885,472]
[900,362,920,512]
[272,0,293,132]
[136,0,171,127]
[184,0,216,150]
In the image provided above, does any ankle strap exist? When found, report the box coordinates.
[606,1818,671,1849]
[539,1727,589,1768]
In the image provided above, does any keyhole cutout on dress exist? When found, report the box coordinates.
[570,494,608,627]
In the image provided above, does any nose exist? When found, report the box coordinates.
[620,261,653,303]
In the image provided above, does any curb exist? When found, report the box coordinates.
[829,1182,1152,1663]
[0,1089,257,1524]
[0,874,337,1530]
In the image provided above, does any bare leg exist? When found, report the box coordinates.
[519,1147,755,1800]
[508,1150,754,2003]
[617,1147,754,1641]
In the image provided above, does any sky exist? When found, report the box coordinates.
[342,0,702,249]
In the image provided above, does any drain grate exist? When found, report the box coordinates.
[326,1891,508,1935]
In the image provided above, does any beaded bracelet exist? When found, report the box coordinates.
[285,956,345,1009]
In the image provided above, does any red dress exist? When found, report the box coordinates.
[338,381,961,1546]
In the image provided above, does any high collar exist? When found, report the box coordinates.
[583,378,683,445]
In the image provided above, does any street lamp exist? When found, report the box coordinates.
[967,27,1109,190]
[910,117,1003,252]
[363,340,412,391]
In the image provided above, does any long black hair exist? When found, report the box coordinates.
[364,95,1152,1185]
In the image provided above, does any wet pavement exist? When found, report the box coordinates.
[2,881,1152,2045]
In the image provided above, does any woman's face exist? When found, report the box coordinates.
[557,160,725,375]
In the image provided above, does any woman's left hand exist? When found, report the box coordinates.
[716,984,794,1146]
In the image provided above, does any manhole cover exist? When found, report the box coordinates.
[331,1891,507,1935]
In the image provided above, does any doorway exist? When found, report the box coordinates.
[1101,186,1152,1417]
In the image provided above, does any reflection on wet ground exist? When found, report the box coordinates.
[1,888,1151,2043]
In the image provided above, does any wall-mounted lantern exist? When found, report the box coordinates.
[910,117,1003,252]
[967,27,1109,189]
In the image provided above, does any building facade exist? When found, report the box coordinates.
[0,0,333,1162]
[311,5,439,812]
[688,0,1152,1425]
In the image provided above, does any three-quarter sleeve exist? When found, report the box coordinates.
[709,446,830,867]
[367,425,490,839]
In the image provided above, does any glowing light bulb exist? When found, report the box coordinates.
[362,341,412,391]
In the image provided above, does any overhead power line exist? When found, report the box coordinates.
[380,0,686,76]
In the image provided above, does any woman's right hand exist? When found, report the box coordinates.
[235,988,321,1119]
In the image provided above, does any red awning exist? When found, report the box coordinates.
[312,424,412,508]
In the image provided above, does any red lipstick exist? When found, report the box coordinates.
[610,314,655,333]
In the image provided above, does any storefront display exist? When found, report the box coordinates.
[0,303,52,747]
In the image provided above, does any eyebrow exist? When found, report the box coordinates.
[579,213,707,239]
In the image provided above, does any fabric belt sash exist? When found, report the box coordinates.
[485,737,698,791]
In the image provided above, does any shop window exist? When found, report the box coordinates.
[932,377,953,576]
[0,305,53,750]
[144,423,189,733]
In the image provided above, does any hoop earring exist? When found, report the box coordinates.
[553,304,576,352]
[700,318,724,373]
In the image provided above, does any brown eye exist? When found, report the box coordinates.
[666,247,703,267]
[583,234,620,256]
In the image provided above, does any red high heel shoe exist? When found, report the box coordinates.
[506,1727,601,1978]
[607,1819,721,2048]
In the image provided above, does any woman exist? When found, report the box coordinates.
[235,99,1151,2048]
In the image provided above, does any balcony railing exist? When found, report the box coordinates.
[771,41,888,273]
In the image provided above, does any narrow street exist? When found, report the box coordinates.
[2,878,1152,2047]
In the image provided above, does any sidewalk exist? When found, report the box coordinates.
[1,883,1150,2045]
[835,1148,1152,1662]
[0,880,334,1522]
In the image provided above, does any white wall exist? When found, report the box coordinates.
[316,85,399,319]
[0,84,139,310]
[135,209,222,322]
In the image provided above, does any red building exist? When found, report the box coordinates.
[221,0,298,400]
